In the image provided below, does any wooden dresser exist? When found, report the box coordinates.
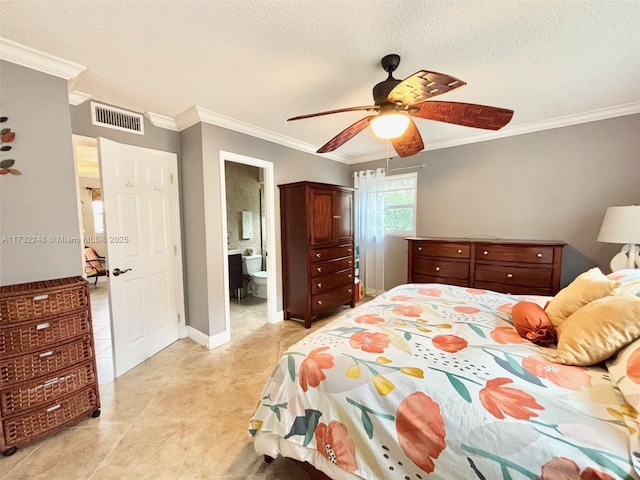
[0,276,101,456]
[407,237,566,295]
[279,181,356,328]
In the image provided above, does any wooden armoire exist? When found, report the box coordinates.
[279,181,356,328]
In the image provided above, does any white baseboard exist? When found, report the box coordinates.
[187,325,230,350]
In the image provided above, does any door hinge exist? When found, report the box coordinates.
[173,245,177,255]
[177,313,181,323]
[170,173,174,184]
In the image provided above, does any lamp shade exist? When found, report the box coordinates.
[597,205,640,244]
[370,113,410,139]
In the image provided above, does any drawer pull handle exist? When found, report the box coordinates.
[507,273,513,278]
[348,289,352,294]
[348,274,352,278]
[347,248,352,253]
[316,253,321,258]
[536,253,543,258]
[33,294,49,301]
[435,266,441,272]
[39,350,54,358]
[348,261,352,265]
[317,267,322,273]
[418,246,423,251]
[483,250,489,255]
[333,215,341,219]
[317,283,322,289]
[36,322,51,330]
[47,404,61,413]
[457,249,462,254]
[317,300,323,306]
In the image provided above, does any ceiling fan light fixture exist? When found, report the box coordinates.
[371,112,410,139]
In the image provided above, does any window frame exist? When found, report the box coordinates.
[383,172,417,237]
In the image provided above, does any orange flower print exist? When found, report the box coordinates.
[480,377,544,420]
[349,331,390,354]
[522,356,591,391]
[390,294,414,302]
[417,287,442,297]
[454,305,481,314]
[299,347,334,392]
[465,288,487,295]
[491,325,526,344]
[396,392,446,473]
[354,314,385,325]
[432,334,468,353]
[539,457,615,480]
[393,305,423,317]
[315,421,358,473]
[627,347,640,383]
[498,303,514,314]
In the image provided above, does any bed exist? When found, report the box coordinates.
[250,269,640,480]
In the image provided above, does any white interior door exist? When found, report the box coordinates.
[98,138,180,377]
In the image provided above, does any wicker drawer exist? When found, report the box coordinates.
[311,269,353,295]
[0,310,91,357]
[0,277,88,325]
[310,258,353,277]
[475,244,554,264]
[0,337,93,388]
[1,385,98,449]
[412,241,470,259]
[310,244,353,263]
[0,361,96,416]
[413,258,469,280]
[312,285,353,315]
[475,264,552,288]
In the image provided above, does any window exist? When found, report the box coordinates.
[92,199,105,234]
[383,172,417,236]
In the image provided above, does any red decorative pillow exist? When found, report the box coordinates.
[512,301,557,347]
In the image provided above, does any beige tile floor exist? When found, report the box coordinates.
[1,282,359,479]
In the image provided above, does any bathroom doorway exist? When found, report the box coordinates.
[219,151,277,337]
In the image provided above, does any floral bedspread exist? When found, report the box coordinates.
[250,284,639,480]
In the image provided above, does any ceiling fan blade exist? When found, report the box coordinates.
[411,101,514,130]
[317,116,375,153]
[387,70,466,106]
[288,105,378,121]
[392,118,424,158]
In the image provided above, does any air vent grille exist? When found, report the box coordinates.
[90,102,144,135]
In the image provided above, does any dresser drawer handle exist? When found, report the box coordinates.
[39,350,54,358]
[46,404,61,413]
[317,283,322,289]
[36,322,51,330]
[507,273,513,278]
[348,261,352,265]
[33,294,49,301]
[332,215,340,219]
[348,274,352,278]
[347,248,352,253]
[457,249,462,254]
[483,250,489,255]
[317,300,323,306]
[435,266,441,272]
[317,267,322,273]
[316,253,321,258]
[536,253,543,258]
[418,246,423,251]
[348,289,352,294]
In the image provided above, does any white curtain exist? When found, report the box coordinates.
[354,168,386,296]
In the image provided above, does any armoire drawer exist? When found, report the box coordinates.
[311,269,353,295]
[0,310,91,357]
[312,285,354,315]
[412,258,469,281]
[311,258,353,277]
[310,244,353,263]
[412,242,470,259]
[475,244,554,264]
[474,264,552,288]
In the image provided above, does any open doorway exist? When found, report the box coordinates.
[219,151,278,338]
[72,135,114,385]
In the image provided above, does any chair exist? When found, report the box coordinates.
[84,246,108,285]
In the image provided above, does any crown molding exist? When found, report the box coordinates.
[0,37,86,80]
[145,111,178,131]
[350,102,640,164]
[174,105,351,164]
[68,90,92,106]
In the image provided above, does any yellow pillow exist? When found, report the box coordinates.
[555,295,640,366]
[545,267,620,327]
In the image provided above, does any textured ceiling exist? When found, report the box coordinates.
[1,0,639,163]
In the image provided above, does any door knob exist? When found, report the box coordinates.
[112,268,132,277]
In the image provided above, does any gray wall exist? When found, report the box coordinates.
[182,122,351,336]
[351,114,640,290]
[0,61,83,286]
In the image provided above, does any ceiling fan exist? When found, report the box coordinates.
[288,54,514,158]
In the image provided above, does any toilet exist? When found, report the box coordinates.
[241,253,268,299]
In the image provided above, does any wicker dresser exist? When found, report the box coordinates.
[0,276,101,456]
[407,237,566,295]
